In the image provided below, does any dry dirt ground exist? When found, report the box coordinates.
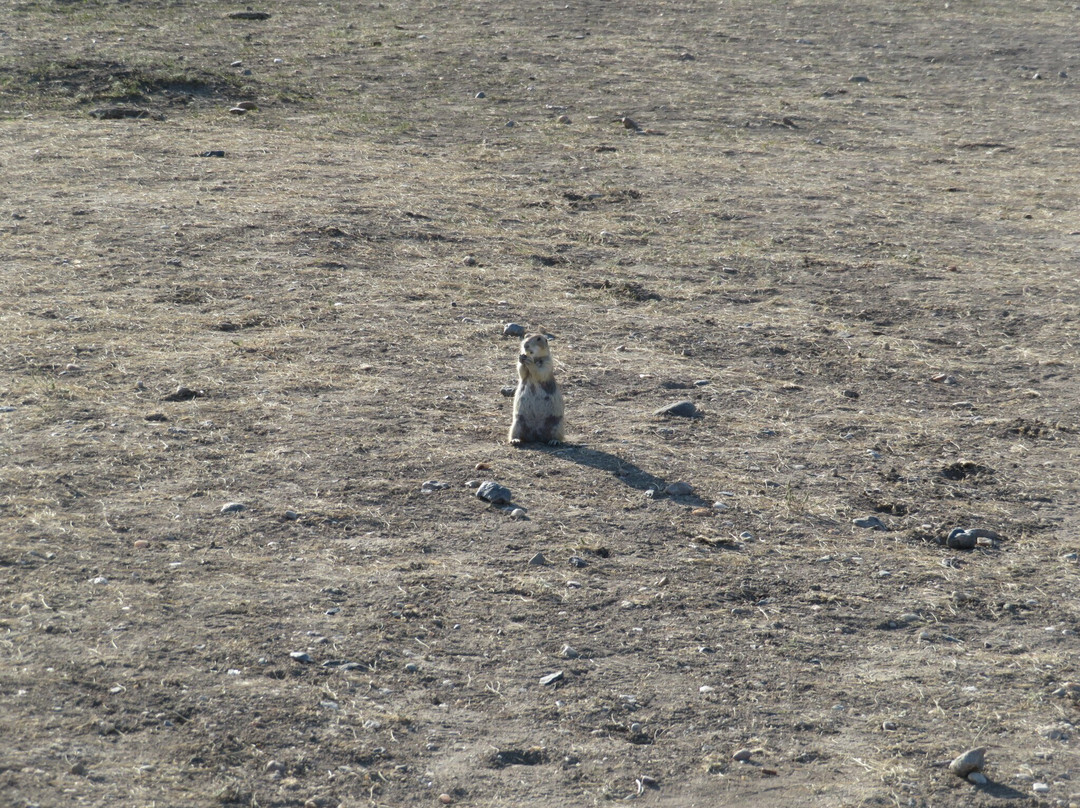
[3,1,1080,806]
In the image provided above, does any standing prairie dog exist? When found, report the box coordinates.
[508,334,565,445]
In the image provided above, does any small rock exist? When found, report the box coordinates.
[568,556,588,568]
[439,795,453,805]
[226,10,271,20]
[665,481,693,496]
[510,508,527,520]
[289,651,314,664]
[69,761,87,776]
[849,75,871,83]
[234,100,258,110]
[968,771,988,785]
[1056,682,1080,700]
[556,114,571,124]
[945,528,977,550]
[679,52,695,60]
[145,412,168,422]
[228,106,248,115]
[949,747,986,777]
[1033,782,1050,793]
[500,386,516,397]
[220,502,246,514]
[89,105,151,119]
[284,510,300,520]
[529,552,550,566]
[739,531,753,541]
[476,480,511,504]
[699,685,715,693]
[561,645,580,659]
[404,662,419,673]
[462,254,477,266]
[882,721,897,731]
[475,91,486,99]
[655,400,698,418]
[841,389,860,399]
[621,116,640,130]
[539,670,564,686]
[420,480,450,493]
[732,748,753,762]
[133,540,150,549]
[505,120,515,127]
[162,385,202,402]
[503,322,526,338]
[852,515,886,530]
[90,576,109,585]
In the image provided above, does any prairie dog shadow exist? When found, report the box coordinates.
[523,443,696,499]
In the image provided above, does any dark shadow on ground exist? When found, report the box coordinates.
[972,779,1027,800]
[520,442,708,505]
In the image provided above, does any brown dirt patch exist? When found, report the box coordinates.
[3,1,1080,806]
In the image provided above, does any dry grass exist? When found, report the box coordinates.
[2,1,1080,806]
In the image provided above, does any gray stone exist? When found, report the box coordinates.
[853,515,885,530]
[665,481,694,496]
[949,747,986,777]
[946,528,978,550]
[539,670,564,686]
[476,480,511,504]
[655,400,698,417]
[220,502,246,514]
[502,322,526,338]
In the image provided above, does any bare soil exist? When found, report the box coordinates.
[3,1,1080,806]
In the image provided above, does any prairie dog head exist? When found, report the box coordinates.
[519,333,551,365]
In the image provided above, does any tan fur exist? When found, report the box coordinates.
[508,334,565,445]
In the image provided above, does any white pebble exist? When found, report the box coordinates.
[90,577,109,585]
[1032,783,1050,793]
[968,771,987,785]
[699,685,715,694]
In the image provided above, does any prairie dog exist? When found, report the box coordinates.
[508,334,565,446]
